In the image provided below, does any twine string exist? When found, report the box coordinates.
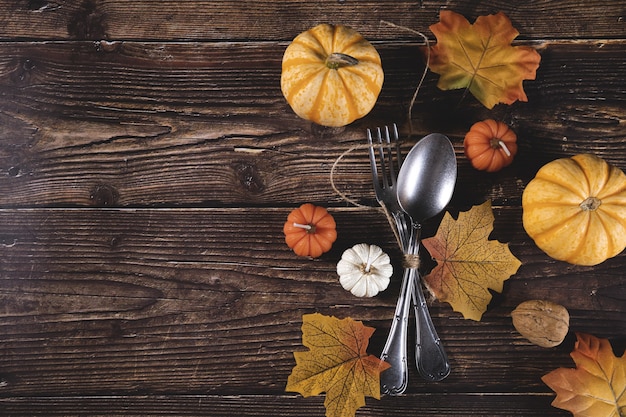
[403,253,421,269]
[380,20,431,140]
[329,20,430,265]
[329,143,421,269]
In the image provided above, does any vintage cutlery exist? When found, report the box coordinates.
[397,133,456,382]
[368,126,457,394]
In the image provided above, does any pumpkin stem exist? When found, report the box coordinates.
[293,222,316,233]
[364,257,372,273]
[580,197,602,211]
[325,53,359,69]
[490,138,512,157]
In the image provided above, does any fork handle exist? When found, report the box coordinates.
[412,273,451,381]
[379,265,413,395]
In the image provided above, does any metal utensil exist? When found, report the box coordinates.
[397,133,456,382]
[367,125,412,395]
[367,125,410,249]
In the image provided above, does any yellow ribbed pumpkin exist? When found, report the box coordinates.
[522,154,626,265]
[280,24,384,127]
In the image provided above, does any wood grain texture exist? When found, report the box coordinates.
[0,0,625,41]
[0,394,564,416]
[1,1,625,416]
[0,208,623,401]
[0,41,624,207]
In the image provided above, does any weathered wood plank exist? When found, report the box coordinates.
[0,393,569,416]
[0,0,625,41]
[0,41,624,207]
[0,1,624,416]
[0,208,623,397]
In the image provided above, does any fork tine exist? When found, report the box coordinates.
[392,123,402,168]
[384,125,397,186]
[368,125,400,192]
[376,127,390,188]
[366,128,381,194]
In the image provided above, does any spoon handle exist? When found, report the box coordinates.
[412,272,451,381]
[379,266,413,395]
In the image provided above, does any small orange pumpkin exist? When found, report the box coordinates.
[464,119,517,172]
[283,203,337,257]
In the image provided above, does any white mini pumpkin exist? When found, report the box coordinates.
[337,243,393,297]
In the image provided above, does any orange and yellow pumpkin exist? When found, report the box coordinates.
[522,153,626,265]
[280,24,384,127]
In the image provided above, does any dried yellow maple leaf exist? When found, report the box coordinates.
[286,313,390,417]
[542,333,626,417]
[425,10,541,109]
[421,200,522,321]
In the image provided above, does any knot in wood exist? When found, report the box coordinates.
[234,162,265,193]
[11,58,36,86]
[90,183,120,206]
[67,0,108,39]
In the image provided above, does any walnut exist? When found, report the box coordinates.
[511,300,569,348]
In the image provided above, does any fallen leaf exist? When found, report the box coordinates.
[286,313,390,417]
[425,10,541,109]
[421,200,522,321]
[542,333,626,417]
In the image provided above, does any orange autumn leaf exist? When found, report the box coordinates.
[421,201,521,321]
[286,313,390,417]
[542,333,626,417]
[425,10,541,109]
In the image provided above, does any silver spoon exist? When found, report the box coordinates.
[379,133,456,393]
[398,133,456,382]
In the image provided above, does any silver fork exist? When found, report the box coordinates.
[367,125,413,395]
[367,125,410,249]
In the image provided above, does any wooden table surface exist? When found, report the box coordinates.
[1,1,625,416]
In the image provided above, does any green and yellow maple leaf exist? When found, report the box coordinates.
[425,10,541,109]
[542,333,626,417]
[421,200,522,321]
[286,313,390,417]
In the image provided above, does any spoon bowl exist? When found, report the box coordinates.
[397,133,457,223]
